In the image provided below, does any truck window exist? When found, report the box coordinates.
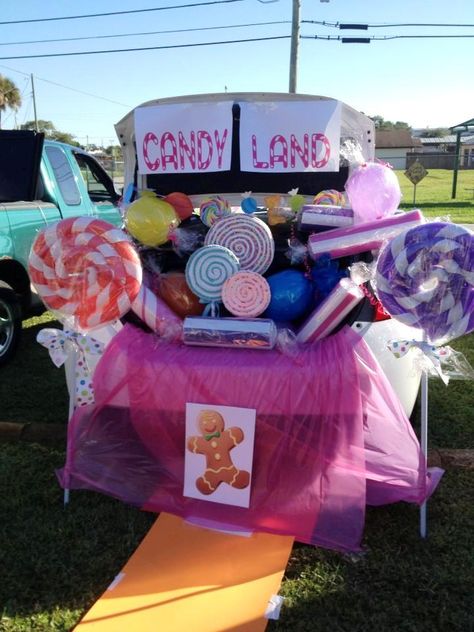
[45,146,81,205]
[73,152,119,204]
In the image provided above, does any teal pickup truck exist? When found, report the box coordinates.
[0,130,122,365]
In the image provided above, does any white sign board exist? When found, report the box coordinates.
[134,102,233,174]
[184,402,256,508]
[239,100,341,173]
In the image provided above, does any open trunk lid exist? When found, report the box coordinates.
[0,130,44,203]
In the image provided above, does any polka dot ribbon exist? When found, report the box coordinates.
[387,339,451,385]
[37,328,104,407]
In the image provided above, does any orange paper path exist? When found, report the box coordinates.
[76,513,294,632]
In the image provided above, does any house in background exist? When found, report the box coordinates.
[374,130,422,169]
[413,134,474,169]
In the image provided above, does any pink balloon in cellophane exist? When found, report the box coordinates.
[345,162,402,224]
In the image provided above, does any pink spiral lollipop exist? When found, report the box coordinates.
[29,217,142,331]
[29,216,181,337]
[205,214,274,274]
[222,271,271,317]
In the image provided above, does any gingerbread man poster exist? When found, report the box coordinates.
[184,403,256,508]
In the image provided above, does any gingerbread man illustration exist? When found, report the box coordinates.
[187,409,250,495]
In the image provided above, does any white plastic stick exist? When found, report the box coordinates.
[63,343,78,507]
[419,368,429,538]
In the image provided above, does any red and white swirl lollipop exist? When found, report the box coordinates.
[222,271,271,317]
[28,217,181,337]
[204,214,274,274]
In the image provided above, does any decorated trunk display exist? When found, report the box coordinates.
[32,94,473,556]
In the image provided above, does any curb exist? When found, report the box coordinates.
[0,422,473,470]
[427,448,474,471]
[0,421,67,445]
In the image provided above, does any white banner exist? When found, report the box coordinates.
[239,100,341,173]
[134,102,233,174]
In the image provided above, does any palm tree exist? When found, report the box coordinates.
[0,75,22,129]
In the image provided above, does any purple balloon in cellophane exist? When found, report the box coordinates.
[345,162,402,224]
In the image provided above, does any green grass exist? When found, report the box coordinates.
[0,313,69,425]
[0,443,154,632]
[276,469,474,632]
[395,168,474,223]
[1,443,472,631]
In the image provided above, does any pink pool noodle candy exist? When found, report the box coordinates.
[131,285,182,340]
[307,210,424,260]
[297,279,365,343]
[298,204,354,232]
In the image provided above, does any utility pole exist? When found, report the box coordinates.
[289,0,300,93]
[31,74,38,132]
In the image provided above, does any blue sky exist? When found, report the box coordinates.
[0,0,472,146]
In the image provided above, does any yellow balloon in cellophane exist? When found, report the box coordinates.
[125,190,180,246]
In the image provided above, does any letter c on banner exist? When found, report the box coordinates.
[143,132,160,171]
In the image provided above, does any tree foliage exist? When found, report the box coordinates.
[20,119,80,146]
[419,127,451,138]
[105,144,122,158]
[370,115,412,132]
[0,75,22,129]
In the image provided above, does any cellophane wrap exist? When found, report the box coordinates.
[58,323,441,553]
[183,316,277,350]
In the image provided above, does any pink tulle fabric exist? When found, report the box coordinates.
[58,324,442,552]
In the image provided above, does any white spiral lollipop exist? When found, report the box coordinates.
[204,214,274,274]
[185,244,240,304]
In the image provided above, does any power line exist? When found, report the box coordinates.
[0,64,132,108]
[33,78,133,108]
[0,0,244,26]
[302,20,474,29]
[302,34,474,43]
[0,20,290,47]
[0,35,291,61]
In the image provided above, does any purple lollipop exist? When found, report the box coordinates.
[375,222,474,344]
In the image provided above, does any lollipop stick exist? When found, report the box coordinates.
[420,351,429,538]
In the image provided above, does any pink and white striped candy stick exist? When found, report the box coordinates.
[297,279,364,343]
[308,209,424,260]
[131,285,182,339]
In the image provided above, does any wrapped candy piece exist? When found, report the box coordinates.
[297,279,364,343]
[345,161,401,224]
[183,316,277,349]
[308,209,424,260]
[298,205,354,232]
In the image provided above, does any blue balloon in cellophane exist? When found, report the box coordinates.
[265,269,313,322]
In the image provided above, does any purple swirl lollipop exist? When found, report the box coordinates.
[375,222,474,344]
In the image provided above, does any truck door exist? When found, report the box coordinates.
[72,151,122,227]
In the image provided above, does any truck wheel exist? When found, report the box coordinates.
[0,287,22,366]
